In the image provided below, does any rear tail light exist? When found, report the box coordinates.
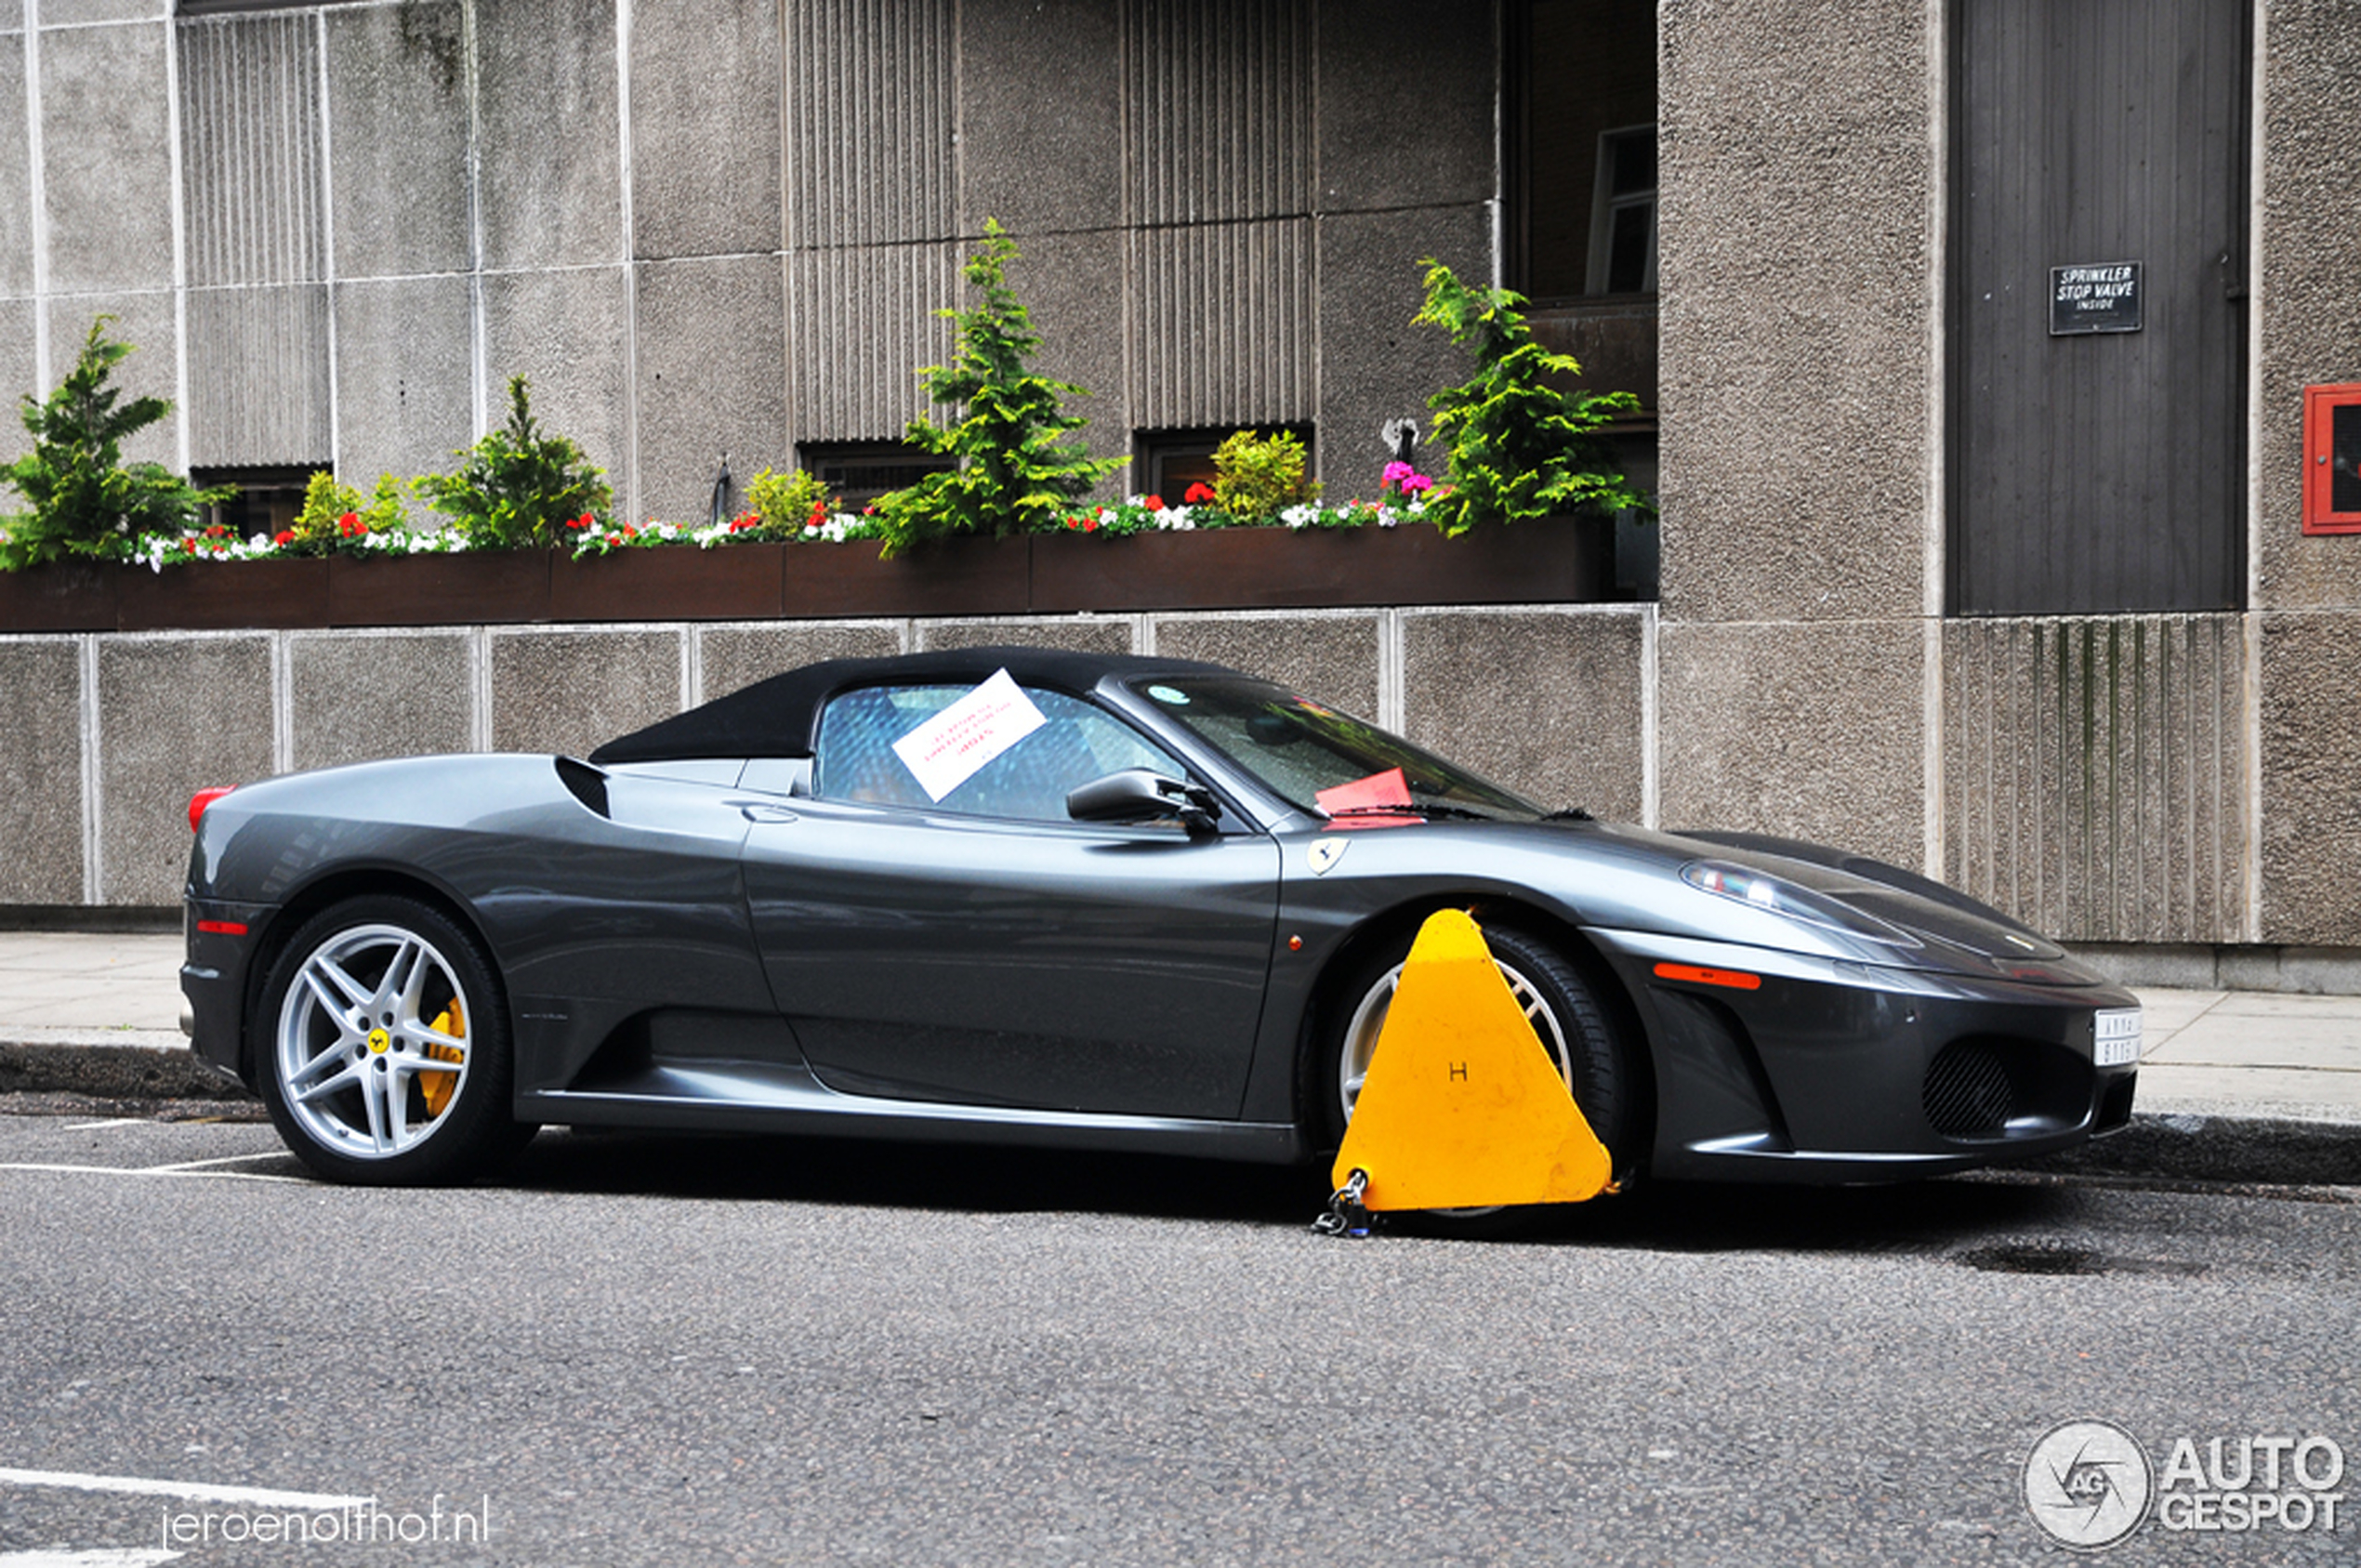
[188,785,236,832]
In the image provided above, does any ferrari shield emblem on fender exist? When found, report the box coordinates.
[1307,837,1349,876]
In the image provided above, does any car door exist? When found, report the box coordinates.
[739,679,1282,1119]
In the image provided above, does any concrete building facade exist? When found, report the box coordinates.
[2,0,2358,991]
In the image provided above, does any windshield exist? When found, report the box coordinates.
[1129,676,1543,822]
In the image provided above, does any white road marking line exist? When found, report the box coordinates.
[0,1165,308,1186]
[136,1153,285,1174]
[0,1467,372,1510]
[59,1120,149,1132]
[0,1550,184,1567]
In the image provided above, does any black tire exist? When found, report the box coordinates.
[1316,920,1629,1228]
[254,894,535,1185]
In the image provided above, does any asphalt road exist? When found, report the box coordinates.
[1,1113,2354,1567]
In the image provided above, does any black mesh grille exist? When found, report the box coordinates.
[1924,1041,2014,1140]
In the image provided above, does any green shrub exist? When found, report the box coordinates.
[0,316,231,570]
[876,220,1126,557]
[740,467,839,539]
[416,376,611,549]
[285,470,413,554]
[1210,429,1321,520]
[1412,260,1648,536]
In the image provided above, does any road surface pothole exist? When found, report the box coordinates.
[1954,1243,2206,1278]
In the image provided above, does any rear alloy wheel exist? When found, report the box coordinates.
[256,896,532,1185]
[1325,922,1627,1226]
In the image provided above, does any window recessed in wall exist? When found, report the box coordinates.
[799,442,956,510]
[191,465,316,539]
[1587,125,1657,296]
[1134,427,1314,502]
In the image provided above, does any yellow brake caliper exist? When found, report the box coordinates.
[419,999,465,1116]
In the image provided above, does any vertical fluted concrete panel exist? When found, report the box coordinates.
[2252,0,2361,613]
[786,242,958,441]
[489,627,683,757]
[628,0,782,260]
[1403,609,1647,822]
[476,0,621,270]
[39,20,174,293]
[333,273,475,490]
[0,638,86,904]
[2259,613,2361,943]
[783,0,955,248]
[323,0,471,279]
[1130,219,1313,431]
[98,635,273,906]
[1944,615,2245,943]
[177,11,323,288]
[1660,619,1926,871]
[957,0,1121,233]
[1151,612,1379,722]
[634,255,787,522]
[0,33,31,298]
[185,283,331,467]
[46,290,179,468]
[1128,0,1312,225]
[290,631,471,771]
[1656,0,1934,624]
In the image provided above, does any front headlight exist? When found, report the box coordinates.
[1681,860,1923,948]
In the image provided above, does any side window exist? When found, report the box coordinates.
[813,684,1187,823]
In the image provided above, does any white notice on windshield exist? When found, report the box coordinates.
[891,668,1047,801]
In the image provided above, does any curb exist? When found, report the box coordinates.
[0,1034,251,1101]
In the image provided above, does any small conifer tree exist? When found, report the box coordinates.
[876,220,1126,557]
[417,376,612,549]
[0,317,230,570]
[1412,261,1647,536]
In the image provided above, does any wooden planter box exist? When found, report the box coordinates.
[0,519,1616,633]
[0,560,118,632]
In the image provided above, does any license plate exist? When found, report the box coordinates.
[2094,1008,2142,1067]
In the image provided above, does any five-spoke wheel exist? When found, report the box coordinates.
[256,896,532,1184]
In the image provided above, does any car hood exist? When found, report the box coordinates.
[1422,817,2104,986]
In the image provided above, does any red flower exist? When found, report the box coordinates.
[621,523,638,539]
[182,538,197,553]
[1183,482,1215,505]
[1081,517,1099,533]
[272,530,295,547]
[337,510,366,537]
[204,523,226,539]
[807,502,827,524]
[1143,494,1165,511]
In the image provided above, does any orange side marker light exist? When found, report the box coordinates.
[1653,962,1762,991]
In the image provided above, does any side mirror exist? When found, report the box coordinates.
[1066,769,1220,831]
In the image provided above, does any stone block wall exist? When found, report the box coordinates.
[0,604,1653,908]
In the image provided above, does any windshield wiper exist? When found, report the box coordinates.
[1324,802,1492,822]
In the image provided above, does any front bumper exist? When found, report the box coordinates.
[1589,929,2140,1183]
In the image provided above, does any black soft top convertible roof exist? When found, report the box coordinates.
[587,645,1241,765]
